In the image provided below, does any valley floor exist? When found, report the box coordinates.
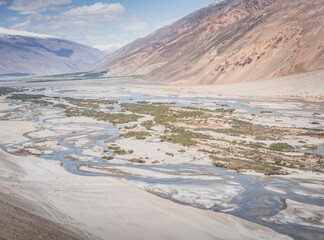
[0,75,323,239]
[167,69,324,101]
[0,143,288,240]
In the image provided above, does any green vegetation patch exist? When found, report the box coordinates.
[174,110,205,118]
[141,120,154,130]
[209,155,285,175]
[247,142,267,149]
[269,143,294,152]
[215,108,235,113]
[152,102,176,105]
[29,99,53,106]
[63,97,117,108]
[121,103,173,126]
[102,156,114,160]
[128,158,146,163]
[108,145,133,155]
[214,118,286,139]
[0,87,18,96]
[161,127,210,146]
[9,94,46,100]
[215,128,252,136]
[124,124,137,130]
[53,103,69,109]
[120,131,151,140]
[52,98,140,124]
[121,103,210,128]
[255,136,275,141]
[8,94,53,105]
[165,152,174,157]
[137,100,150,104]
[214,118,255,136]
[58,106,142,124]
[231,118,252,125]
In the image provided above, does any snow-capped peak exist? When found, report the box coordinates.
[0,27,60,39]
[212,0,226,6]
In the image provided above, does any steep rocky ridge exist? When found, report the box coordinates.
[94,0,324,85]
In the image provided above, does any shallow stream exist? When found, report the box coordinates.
[3,87,324,239]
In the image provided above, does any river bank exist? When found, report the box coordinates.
[0,77,323,239]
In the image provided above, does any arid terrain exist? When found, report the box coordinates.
[93,0,324,85]
[0,0,323,239]
[0,75,323,239]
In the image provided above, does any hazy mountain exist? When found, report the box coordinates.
[93,0,324,85]
[0,27,105,76]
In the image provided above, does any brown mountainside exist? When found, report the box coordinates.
[93,0,324,85]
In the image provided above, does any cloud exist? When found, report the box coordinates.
[7,2,144,48]
[120,17,146,31]
[154,19,177,29]
[93,43,125,53]
[8,0,72,15]
[11,17,32,29]
[0,0,6,6]
[62,2,125,22]
[11,2,126,35]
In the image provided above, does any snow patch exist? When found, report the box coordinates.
[0,27,59,39]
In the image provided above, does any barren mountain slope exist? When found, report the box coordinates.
[0,28,105,76]
[94,0,324,85]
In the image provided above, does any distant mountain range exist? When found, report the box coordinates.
[0,27,105,76]
[93,0,324,85]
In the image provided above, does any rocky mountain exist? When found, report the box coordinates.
[0,27,105,76]
[93,0,324,85]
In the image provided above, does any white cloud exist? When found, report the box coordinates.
[8,0,72,15]
[11,2,126,36]
[154,19,177,29]
[7,2,144,48]
[0,0,6,6]
[11,17,32,29]
[120,17,146,31]
[93,43,125,53]
[62,2,125,22]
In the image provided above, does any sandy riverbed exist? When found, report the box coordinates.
[0,77,323,239]
[0,121,291,240]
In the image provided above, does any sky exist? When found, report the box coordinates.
[0,0,215,52]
